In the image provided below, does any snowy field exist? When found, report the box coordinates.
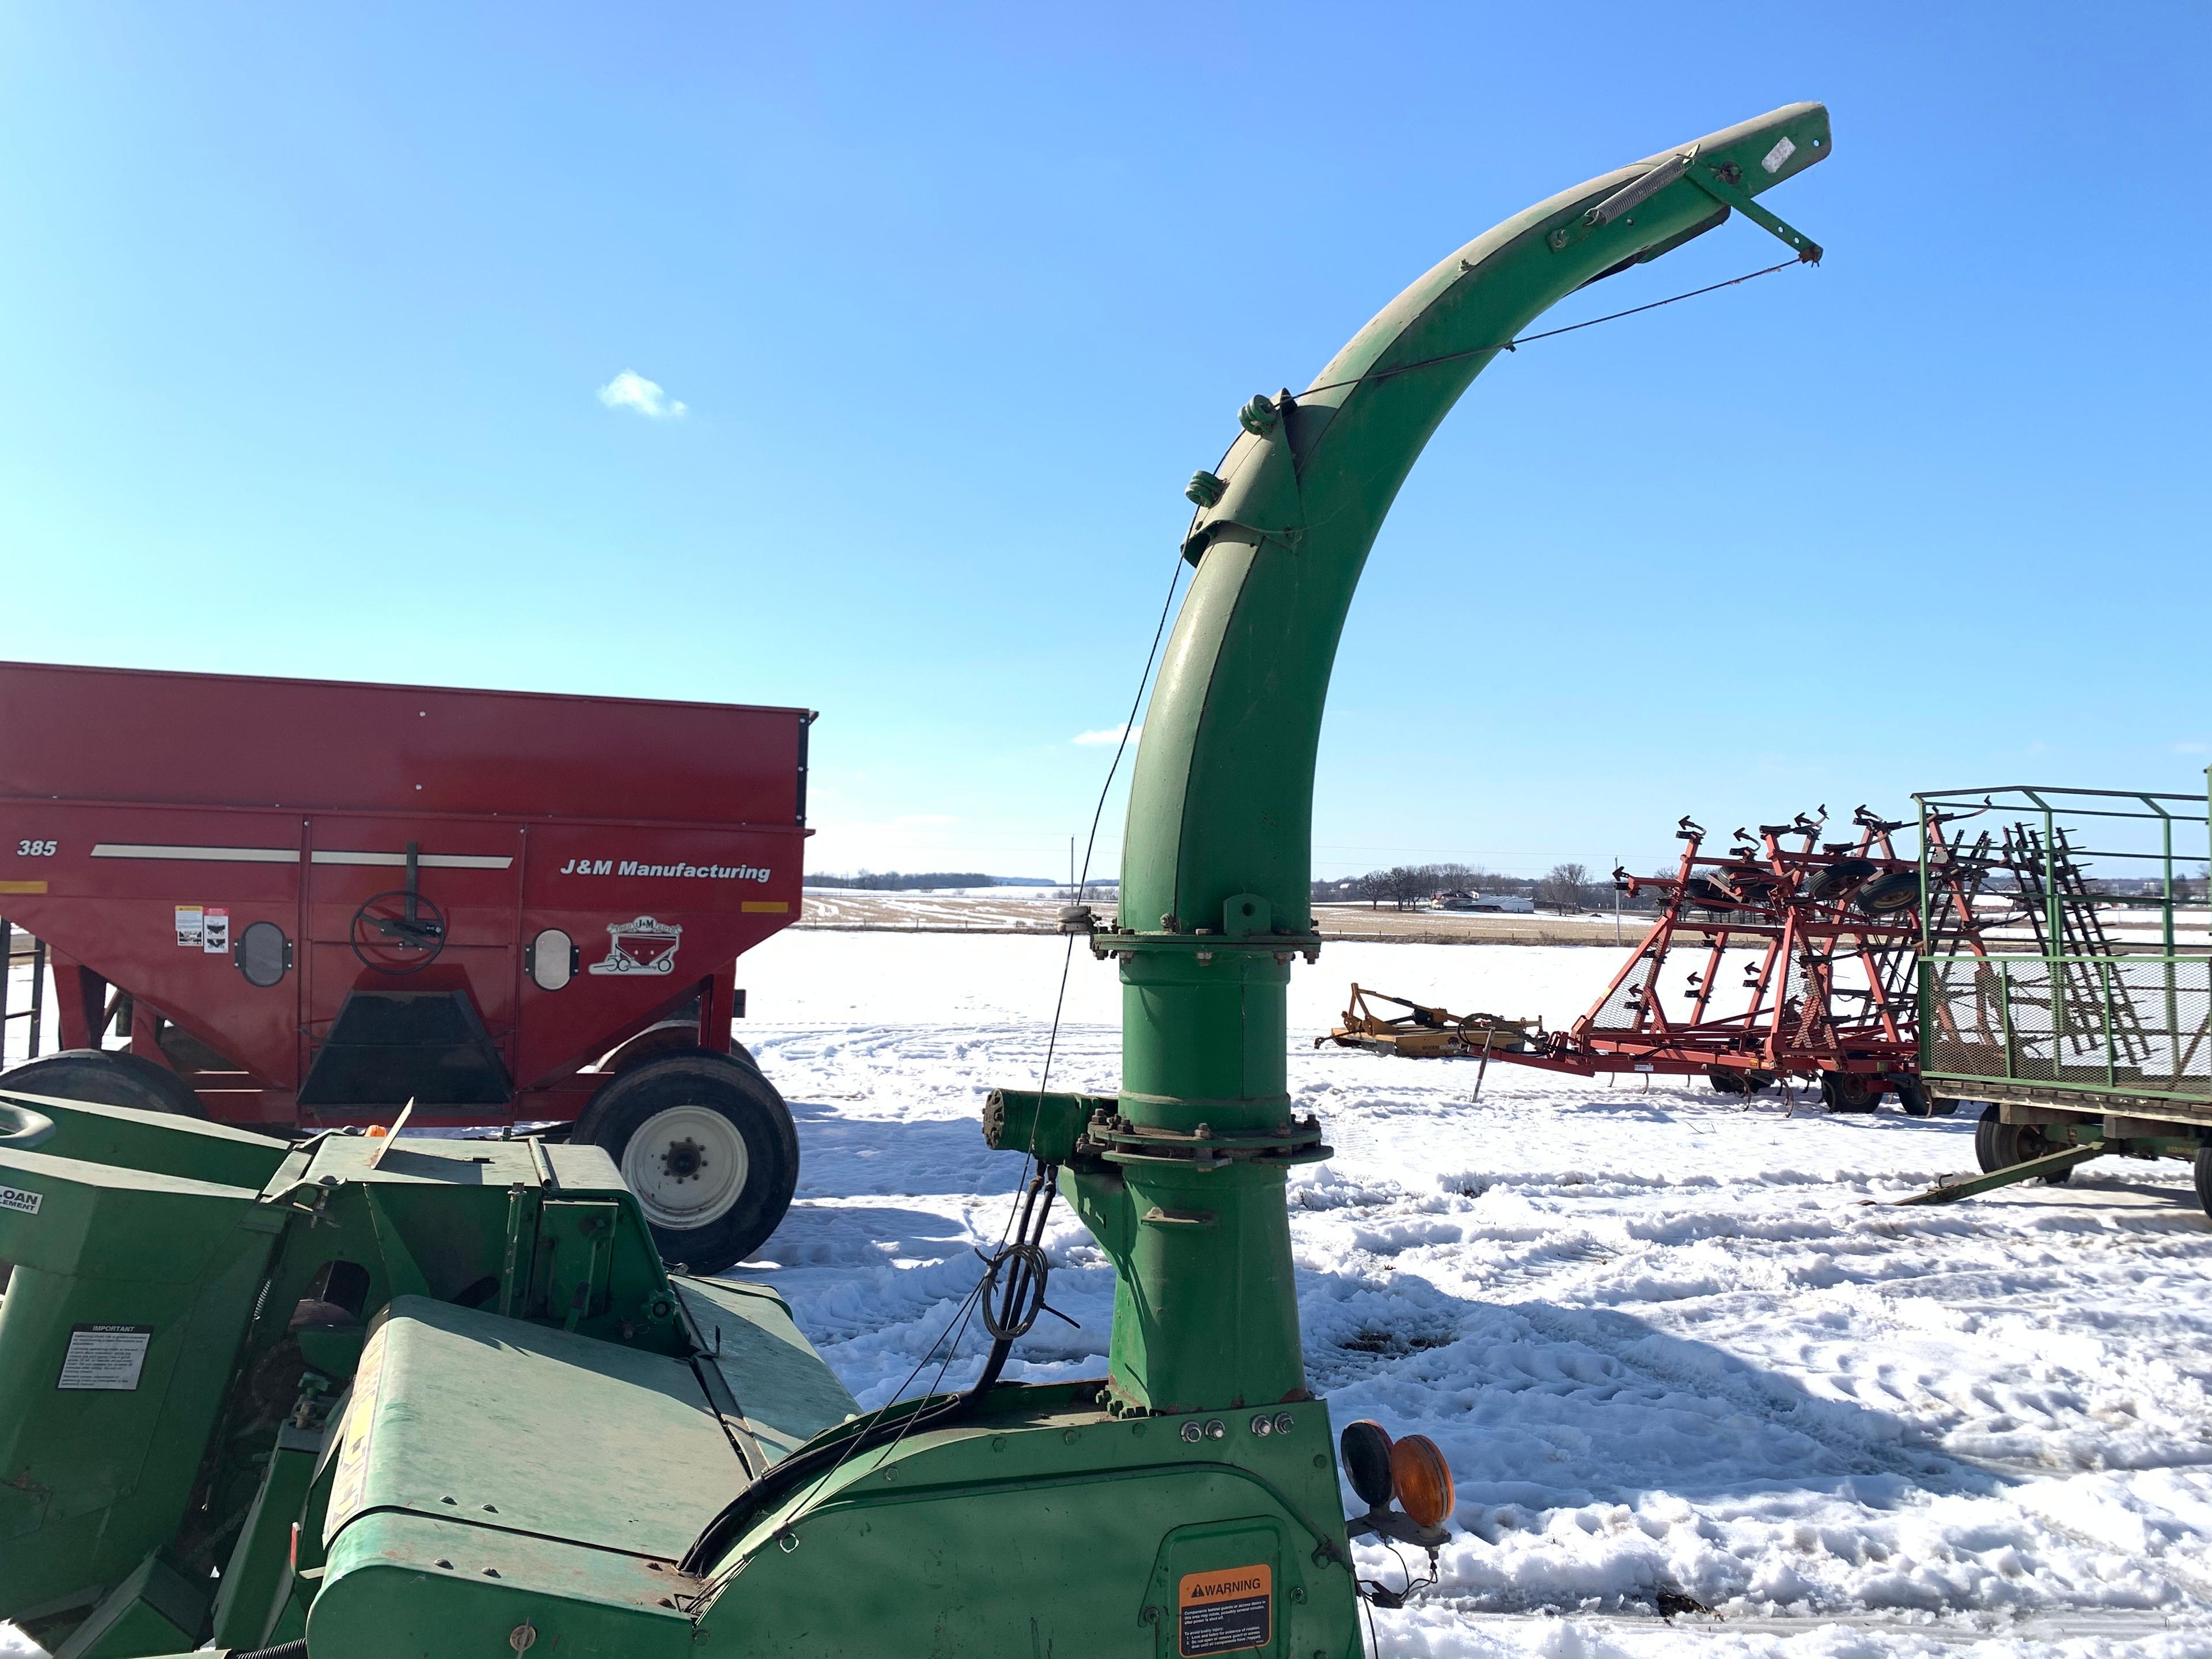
[729,931,2212,1658]
[6,933,2211,1658]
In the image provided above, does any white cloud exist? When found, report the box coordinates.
[596,370,687,420]
[1073,724,1139,746]
[2176,741,2210,755]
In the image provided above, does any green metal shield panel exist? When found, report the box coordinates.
[672,1275,859,1463]
[0,1089,291,1191]
[47,1554,208,1659]
[312,1514,698,1659]
[0,1147,278,1623]
[323,1297,743,1560]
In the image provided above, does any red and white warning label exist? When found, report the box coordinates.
[1177,1564,1271,1657]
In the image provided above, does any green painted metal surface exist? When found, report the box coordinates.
[208,1424,321,1650]
[690,1397,1347,1659]
[0,1089,291,1189]
[47,1555,206,1659]
[0,1146,278,1623]
[1091,101,1831,1416]
[0,1126,700,1654]
[1892,1142,2107,1205]
[673,1275,860,1462]
[323,1297,742,1555]
[314,1516,696,1659]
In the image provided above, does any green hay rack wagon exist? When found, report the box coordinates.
[1907,782,2212,1212]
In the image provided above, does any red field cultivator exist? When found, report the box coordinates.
[1500,807,1983,1110]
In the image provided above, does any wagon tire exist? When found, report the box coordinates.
[2194,1143,2211,1219]
[1820,1072,1880,1113]
[1854,871,1920,915]
[0,1048,208,1118]
[1972,1103,2072,1184]
[578,1052,798,1274]
[1892,1077,1934,1118]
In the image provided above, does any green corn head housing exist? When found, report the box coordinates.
[0,105,1832,1659]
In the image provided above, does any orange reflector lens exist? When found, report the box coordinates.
[1388,1434,1453,1529]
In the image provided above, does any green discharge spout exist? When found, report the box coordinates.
[1075,104,1831,1415]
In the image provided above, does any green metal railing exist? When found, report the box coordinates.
[1921,951,2212,1100]
[1916,781,2212,1104]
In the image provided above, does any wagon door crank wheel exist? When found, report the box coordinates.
[620,1104,752,1230]
[349,840,447,975]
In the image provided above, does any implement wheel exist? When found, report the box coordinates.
[1855,871,1919,915]
[578,1050,799,1273]
[1893,1077,1934,1118]
[1820,1072,1880,1113]
[1974,1103,2073,1185]
[0,1048,207,1118]
[2195,1144,2211,1219]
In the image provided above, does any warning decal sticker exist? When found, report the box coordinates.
[0,1184,43,1217]
[56,1324,153,1391]
[1177,1563,1272,1657]
[325,1320,389,1540]
[175,906,204,947]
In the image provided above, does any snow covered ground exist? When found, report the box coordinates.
[6,931,2210,1657]
[729,931,2212,1658]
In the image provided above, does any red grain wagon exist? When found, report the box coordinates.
[0,661,815,1269]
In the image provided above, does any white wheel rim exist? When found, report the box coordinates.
[620,1103,751,1232]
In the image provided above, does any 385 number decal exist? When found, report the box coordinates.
[15,840,57,857]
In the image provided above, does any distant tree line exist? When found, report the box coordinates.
[806,870,998,891]
[1312,861,1649,914]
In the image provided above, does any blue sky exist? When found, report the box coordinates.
[2,4,2206,882]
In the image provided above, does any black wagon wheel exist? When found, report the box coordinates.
[1806,859,1876,903]
[350,888,448,975]
[1820,1071,1880,1113]
[1,1048,207,1118]
[1854,871,1920,915]
[1973,1103,2073,1184]
[2195,1144,2211,1219]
